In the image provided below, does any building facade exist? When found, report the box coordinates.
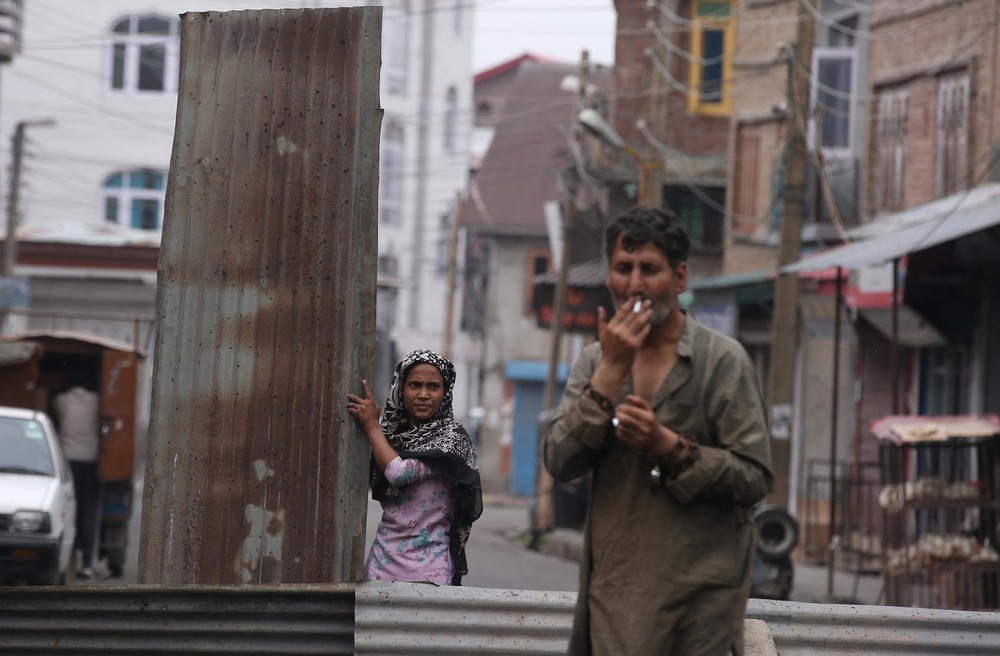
[0,0,478,419]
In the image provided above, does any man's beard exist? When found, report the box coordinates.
[610,292,673,326]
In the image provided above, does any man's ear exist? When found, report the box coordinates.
[674,261,689,293]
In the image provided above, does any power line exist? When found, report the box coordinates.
[5,68,175,135]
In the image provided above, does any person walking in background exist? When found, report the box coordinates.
[542,206,774,655]
[346,349,483,586]
[53,376,102,579]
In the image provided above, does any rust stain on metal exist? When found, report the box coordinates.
[139,7,382,585]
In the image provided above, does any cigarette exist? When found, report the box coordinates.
[611,417,620,428]
[632,299,643,314]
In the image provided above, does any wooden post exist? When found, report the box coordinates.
[442,192,461,359]
[767,0,817,510]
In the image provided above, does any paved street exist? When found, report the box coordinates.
[81,483,579,592]
[364,495,579,591]
[87,482,879,605]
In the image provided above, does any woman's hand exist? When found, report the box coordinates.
[346,380,381,431]
[347,380,398,472]
[613,394,677,458]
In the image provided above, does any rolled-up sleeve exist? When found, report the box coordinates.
[542,347,611,482]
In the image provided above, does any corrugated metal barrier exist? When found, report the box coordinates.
[747,598,1000,655]
[4,582,1000,653]
[356,581,1000,655]
[0,585,354,654]
[142,6,381,585]
[356,581,575,655]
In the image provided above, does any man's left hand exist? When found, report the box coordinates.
[613,395,677,457]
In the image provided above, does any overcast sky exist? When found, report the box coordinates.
[472,0,616,73]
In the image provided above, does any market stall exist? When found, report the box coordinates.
[876,414,1000,610]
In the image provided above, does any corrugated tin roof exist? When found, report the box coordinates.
[3,330,145,356]
[783,184,1000,273]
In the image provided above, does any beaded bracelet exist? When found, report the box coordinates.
[581,382,616,417]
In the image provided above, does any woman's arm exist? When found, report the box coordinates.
[346,379,398,472]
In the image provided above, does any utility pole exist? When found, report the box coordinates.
[767,0,816,510]
[1,122,27,279]
[1,119,54,331]
[441,192,461,360]
[530,50,590,548]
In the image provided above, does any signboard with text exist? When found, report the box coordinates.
[532,282,613,335]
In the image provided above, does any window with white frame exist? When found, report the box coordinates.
[443,86,458,154]
[108,14,179,94]
[104,169,167,230]
[810,47,857,157]
[874,88,908,213]
[381,122,405,226]
[386,1,410,96]
[935,71,970,198]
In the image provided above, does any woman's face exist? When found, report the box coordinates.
[403,363,446,427]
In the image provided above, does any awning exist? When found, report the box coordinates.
[782,183,1000,273]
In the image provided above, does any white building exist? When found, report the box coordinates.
[0,0,478,419]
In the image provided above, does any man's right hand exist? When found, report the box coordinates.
[587,297,653,402]
[596,297,652,376]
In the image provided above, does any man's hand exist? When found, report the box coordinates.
[613,394,678,458]
[596,297,653,377]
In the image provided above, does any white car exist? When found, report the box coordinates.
[0,406,76,585]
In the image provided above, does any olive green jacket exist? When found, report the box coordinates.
[542,314,773,655]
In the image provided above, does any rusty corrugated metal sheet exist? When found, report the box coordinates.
[140,8,382,584]
[0,585,354,654]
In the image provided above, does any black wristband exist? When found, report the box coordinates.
[581,382,616,417]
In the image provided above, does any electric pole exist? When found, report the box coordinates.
[1,119,55,330]
[531,50,591,547]
[441,192,461,360]
[767,0,816,510]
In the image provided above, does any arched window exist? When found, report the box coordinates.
[386,1,410,96]
[381,122,405,227]
[103,169,167,230]
[443,86,457,154]
[108,14,180,94]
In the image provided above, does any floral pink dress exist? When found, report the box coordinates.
[365,456,456,585]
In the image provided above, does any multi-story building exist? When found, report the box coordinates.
[0,1,478,419]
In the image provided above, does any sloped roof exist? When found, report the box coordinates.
[462,60,614,237]
[474,53,560,84]
[783,183,1000,273]
[8,221,161,248]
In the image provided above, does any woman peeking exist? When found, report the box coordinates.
[346,349,483,585]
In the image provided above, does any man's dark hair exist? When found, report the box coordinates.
[605,205,690,269]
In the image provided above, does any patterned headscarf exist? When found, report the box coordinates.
[371,349,483,585]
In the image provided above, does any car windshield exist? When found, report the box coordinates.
[0,416,55,477]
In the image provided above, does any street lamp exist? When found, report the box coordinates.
[577,108,663,207]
